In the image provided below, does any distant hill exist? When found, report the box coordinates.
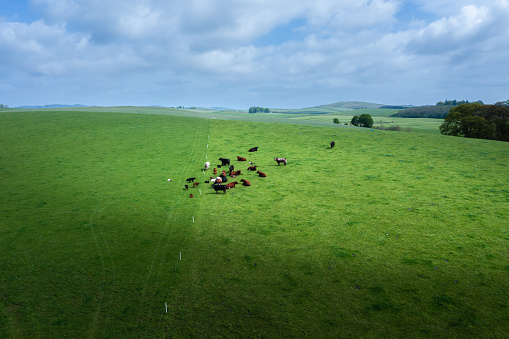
[272,101,390,114]
[316,101,386,110]
[14,104,88,109]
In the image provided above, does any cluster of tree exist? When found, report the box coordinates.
[440,101,509,142]
[436,99,483,106]
[248,107,270,113]
[0,104,8,109]
[351,114,374,128]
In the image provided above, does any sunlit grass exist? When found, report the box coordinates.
[1,110,508,337]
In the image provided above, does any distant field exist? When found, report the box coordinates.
[8,106,439,131]
[1,108,508,337]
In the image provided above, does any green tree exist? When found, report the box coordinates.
[351,116,360,126]
[249,106,270,113]
[440,103,484,137]
[358,114,374,128]
[440,102,509,141]
[333,118,340,124]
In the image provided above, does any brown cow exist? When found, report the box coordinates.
[226,181,239,189]
[193,182,200,188]
[247,165,257,171]
[230,169,242,177]
[237,156,247,161]
[257,170,267,177]
[240,179,251,186]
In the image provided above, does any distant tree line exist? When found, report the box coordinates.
[392,105,452,119]
[440,101,509,142]
[436,99,484,106]
[0,104,8,109]
[391,100,485,119]
[249,107,270,113]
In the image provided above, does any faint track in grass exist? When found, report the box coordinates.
[135,117,210,331]
[152,116,216,336]
[87,202,115,338]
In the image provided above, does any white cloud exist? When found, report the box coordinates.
[1,0,508,107]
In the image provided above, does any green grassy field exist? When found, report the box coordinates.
[1,109,508,337]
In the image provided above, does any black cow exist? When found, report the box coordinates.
[219,158,230,166]
[330,141,335,149]
[186,177,196,182]
[213,184,227,194]
[248,147,258,152]
[229,165,234,172]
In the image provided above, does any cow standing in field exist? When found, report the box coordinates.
[219,158,230,166]
[213,184,227,194]
[274,157,287,166]
[330,141,335,149]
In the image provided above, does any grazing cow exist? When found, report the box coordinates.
[213,184,227,194]
[213,168,217,174]
[193,182,199,188]
[226,181,239,189]
[247,165,257,171]
[257,170,267,177]
[249,147,258,152]
[230,170,242,177]
[237,156,247,161]
[229,165,234,172]
[184,184,189,190]
[219,158,230,166]
[330,141,335,149]
[186,177,197,182]
[274,157,287,166]
[240,179,251,186]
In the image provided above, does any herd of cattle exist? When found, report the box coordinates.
[183,146,287,196]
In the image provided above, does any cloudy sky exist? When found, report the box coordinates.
[1,0,508,108]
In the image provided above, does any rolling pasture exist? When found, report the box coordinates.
[1,109,509,337]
